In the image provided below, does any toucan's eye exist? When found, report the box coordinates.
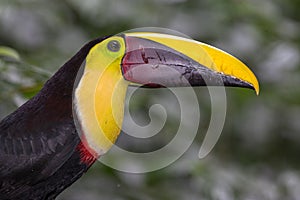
[107,40,121,52]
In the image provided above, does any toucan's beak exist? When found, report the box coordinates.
[121,33,259,94]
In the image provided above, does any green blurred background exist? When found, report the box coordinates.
[1,0,300,199]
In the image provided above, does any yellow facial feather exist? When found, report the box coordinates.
[75,36,129,154]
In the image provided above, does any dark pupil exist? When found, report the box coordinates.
[107,40,121,52]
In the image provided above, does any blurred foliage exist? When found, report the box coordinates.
[0,46,20,61]
[1,0,300,199]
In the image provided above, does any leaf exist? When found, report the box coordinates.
[0,46,21,61]
[19,84,43,99]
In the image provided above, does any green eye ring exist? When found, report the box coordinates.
[107,40,121,52]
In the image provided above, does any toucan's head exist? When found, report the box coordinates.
[75,32,259,155]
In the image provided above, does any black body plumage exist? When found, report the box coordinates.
[0,37,105,200]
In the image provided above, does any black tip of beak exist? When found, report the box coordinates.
[221,75,255,90]
[180,65,255,90]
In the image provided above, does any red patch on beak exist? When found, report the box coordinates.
[121,36,193,87]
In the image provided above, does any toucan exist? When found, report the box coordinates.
[0,32,259,200]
